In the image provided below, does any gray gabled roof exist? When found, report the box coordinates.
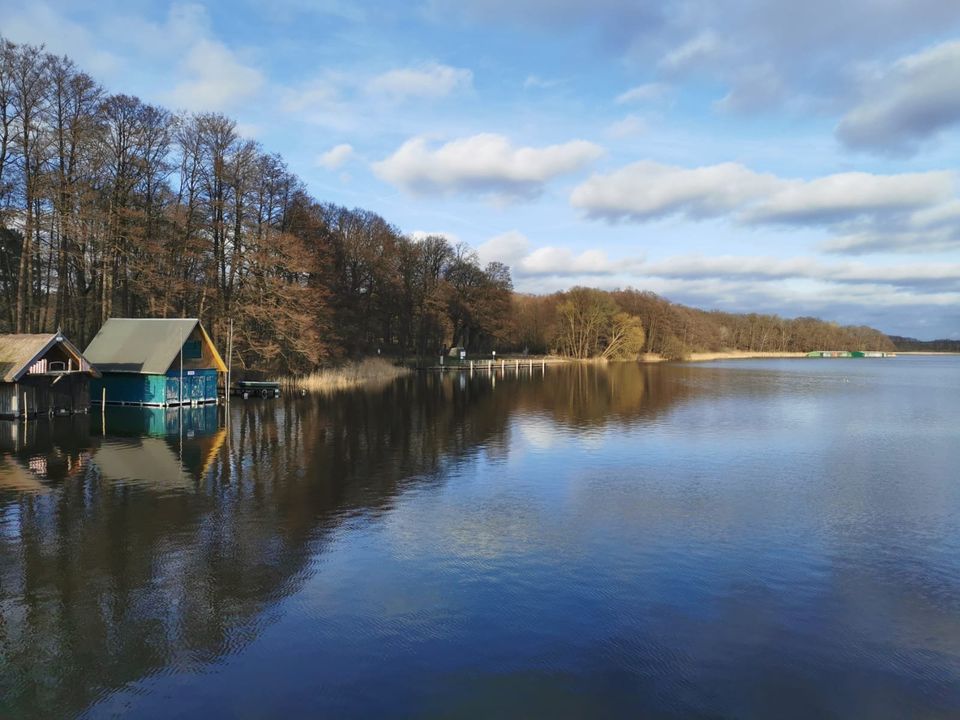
[84,318,225,375]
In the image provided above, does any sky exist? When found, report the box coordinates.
[3,0,960,339]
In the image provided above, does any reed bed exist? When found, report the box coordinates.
[282,358,411,394]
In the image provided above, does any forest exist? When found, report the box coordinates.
[0,37,894,372]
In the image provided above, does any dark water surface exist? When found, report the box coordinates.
[1,357,959,719]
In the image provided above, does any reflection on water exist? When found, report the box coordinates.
[1,359,959,719]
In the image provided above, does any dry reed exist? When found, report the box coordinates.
[282,358,411,394]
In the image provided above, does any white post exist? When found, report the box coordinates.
[179,325,184,406]
[226,318,233,405]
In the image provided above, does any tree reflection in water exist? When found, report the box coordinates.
[0,364,695,719]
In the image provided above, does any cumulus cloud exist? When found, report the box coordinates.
[519,247,625,276]
[367,62,473,101]
[570,161,779,221]
[748,171,954,225]
[476,231,641,277]
[477,230,531,266]
[316,143,354,169]
[837,40,960,154]
[373,133,603,198]
[571,160,958,238]
[639,255,960,294]
[820,228,960,255]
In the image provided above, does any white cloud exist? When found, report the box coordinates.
[639,255,960,293]
[570,161,779,221]
[519,247,623,276]
[571,160,958,236]
[317,143,354,169]
[615,82,669,104]
[409,230,462,244]
[476,230,531,266]
[837,40,960,153]
[748,171,955,224]
[0,1,119,76]
[367,63,473,101]
[167,38,264,112]
[606,114,648,138]
[659,30,725,73]
[476,231,640,277]
[373,133,604,198]
[821,227,960,255]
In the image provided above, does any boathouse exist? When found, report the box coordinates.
[0,333,100,418]
[85,318,226,407]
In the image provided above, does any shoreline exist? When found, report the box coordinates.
[641,351,809,363]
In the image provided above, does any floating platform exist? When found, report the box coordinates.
[806,351,896,358]
[230,380,281,398]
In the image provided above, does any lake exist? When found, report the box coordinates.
[1,357,959,719]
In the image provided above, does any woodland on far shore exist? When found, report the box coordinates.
[0,37,897,373]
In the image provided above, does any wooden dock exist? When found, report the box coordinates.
[422,358,567,376]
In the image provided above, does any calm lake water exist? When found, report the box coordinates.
[1,357,959,719]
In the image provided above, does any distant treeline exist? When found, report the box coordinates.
[888,336,960,353]
[0,37,894,370]
[511,288,895,359]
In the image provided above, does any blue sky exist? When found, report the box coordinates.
[4,0,960,338]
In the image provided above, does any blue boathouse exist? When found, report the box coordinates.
[85,318,227,407]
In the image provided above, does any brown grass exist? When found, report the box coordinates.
[281,358,411,393]
[641,351,808,363]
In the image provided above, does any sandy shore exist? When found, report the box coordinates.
[641,351,808,363]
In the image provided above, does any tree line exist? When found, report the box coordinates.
[0,38,513,372]
[511,288,895,359]
[888,336,960,353]
[0,37,894,371]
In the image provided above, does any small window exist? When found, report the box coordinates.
[182,340,202,359]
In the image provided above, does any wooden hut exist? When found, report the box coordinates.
[0,333,100,419]
[85,318,227,407]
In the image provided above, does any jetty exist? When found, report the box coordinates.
[806,351,896,358]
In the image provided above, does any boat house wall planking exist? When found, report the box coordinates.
[0,333,100,418]
[84,318,227,407]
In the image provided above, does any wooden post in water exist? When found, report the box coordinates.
[101,387,106,435]
[529,359,533,372]
[470,360,474,377]
[23,392,28,429]
[516,359,520,373]
[542,359,546,374]
[226,318,233,406]
[501,359,505,373]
